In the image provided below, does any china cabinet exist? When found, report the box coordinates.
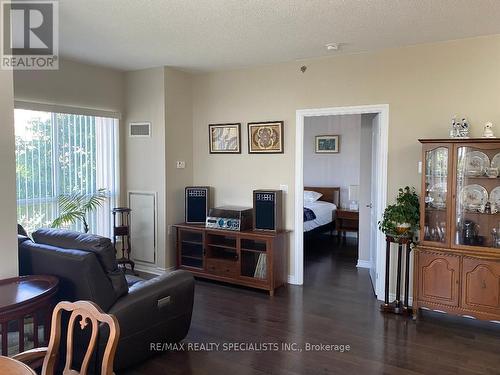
[414,139,500,321]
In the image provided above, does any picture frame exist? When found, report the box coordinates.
[315,135,340,153]
[247,121,284,154]
[208,123,241,154]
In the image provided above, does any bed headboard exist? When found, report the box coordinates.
[304,186,340,208]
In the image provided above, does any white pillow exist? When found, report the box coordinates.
[304,190,323,203]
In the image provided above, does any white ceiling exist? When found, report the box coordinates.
[59,0,500,72]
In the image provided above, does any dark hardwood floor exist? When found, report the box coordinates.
[124,233,500,375]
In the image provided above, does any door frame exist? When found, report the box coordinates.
[293,104,389,299]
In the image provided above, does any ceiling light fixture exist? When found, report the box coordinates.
[326,43,340,51]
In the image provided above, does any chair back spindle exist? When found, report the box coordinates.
[43,301,120,375]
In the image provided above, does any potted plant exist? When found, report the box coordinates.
[378,186,419,237]
[51,188,107,233]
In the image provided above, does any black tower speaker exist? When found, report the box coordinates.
[185,187,212,224]
[253,190,283,231]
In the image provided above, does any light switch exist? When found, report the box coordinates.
[280,184,288,194]
[418,161,422,174]
[176,161,186,169]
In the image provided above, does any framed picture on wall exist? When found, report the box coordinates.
[208,123,241,154]
[315,135,340,153]
[247,121,284,154]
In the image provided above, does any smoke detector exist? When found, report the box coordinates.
[325,43,340,51]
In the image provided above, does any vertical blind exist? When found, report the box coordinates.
[15,108,119,236]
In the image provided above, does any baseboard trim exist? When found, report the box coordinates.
[356,260,372,269]
[134,263,173,275]
[287,275,301,285]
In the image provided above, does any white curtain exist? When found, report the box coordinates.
[95,117,119,238]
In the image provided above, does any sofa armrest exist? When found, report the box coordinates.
[108,270,194,339]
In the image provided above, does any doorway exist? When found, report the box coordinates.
[294,105,389,300]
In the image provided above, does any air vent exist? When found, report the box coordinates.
[129,122,151,138]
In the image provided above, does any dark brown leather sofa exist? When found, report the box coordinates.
[18,228,194,372]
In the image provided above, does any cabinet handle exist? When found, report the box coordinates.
[481,280,487,289]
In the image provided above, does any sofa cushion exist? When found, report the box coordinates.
[32,228,128,298]
[125,274,144,288]
[18,235,30,246]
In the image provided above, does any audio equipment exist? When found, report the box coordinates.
[206,206,253,231]
[185,186,212,224]
[253,190,283,231]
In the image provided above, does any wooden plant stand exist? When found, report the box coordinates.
[380,235,413,316]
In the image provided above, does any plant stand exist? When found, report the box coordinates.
[380,235,413,316]
[112,207,136,275]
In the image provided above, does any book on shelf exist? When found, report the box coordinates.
[254,253,267,279]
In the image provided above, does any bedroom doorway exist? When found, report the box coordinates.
[294,105,389,300]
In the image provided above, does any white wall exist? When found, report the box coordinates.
[0,70,18,278]
[13,58,125,113]
[304,114,361,207]
[192,35,500,283]
[164,67,194,268]
[124,67,167,270]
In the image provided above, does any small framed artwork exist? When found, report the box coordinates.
[208,123,241,154]
[315,135,340,153]
[248,121,284,154]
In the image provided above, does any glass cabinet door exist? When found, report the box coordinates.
[454,144,500,249]
[422,146,449,245]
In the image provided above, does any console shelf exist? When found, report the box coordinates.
[174,223,288,295]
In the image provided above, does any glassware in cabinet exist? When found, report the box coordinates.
[422,145,449,245]
[454,144,500,249]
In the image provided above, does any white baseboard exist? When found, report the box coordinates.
[356,260,372,269]
[134,263,173,275]
[287,275,301,285]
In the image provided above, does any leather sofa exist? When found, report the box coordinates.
[18,228,194,371]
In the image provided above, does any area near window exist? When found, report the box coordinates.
[15,107,119,237]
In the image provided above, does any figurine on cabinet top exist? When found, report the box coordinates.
[482,122,495,138]
[449,116,470,138]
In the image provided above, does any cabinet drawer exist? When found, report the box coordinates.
[416,250,460,307]
[461,257,500,313]
[337,210,358,220]
[205,259,238,278]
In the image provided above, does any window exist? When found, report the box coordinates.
[15,108,119,236]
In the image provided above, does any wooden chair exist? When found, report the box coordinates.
[13,300,120,375]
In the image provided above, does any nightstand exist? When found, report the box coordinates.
[335,209,359,242]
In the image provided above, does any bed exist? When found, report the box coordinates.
[303,186,340,234]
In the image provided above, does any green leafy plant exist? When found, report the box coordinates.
[378,186,420,236]
[51,188,107,233]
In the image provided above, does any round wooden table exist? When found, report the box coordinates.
[0,275,58,356]
[0,355,37,374]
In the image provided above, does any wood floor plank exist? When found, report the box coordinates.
[124,235,500,375]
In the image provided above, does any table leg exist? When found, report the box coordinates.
[1,322,8,356]
[33,314,39,348]
[44,308,51,345]
[395,243,403,306]
[384,240,391,305]
[18,317,24,352]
